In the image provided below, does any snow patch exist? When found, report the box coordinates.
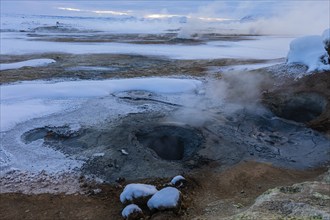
[0,138,83,174]
[92,153,105,157]
[1,78,201,101]
[218,61,283,72]
[1,77,201,132]
[120,149,129,155]
[120,183,158,203]
[0,58,56,71]
[0,99,66,132]
[1,33,293,60]
[322,28,330,44]
[66,66,118,72]
[147,187,181,210]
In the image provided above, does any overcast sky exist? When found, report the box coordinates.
[0,1,308,18]
[1,0,329,35]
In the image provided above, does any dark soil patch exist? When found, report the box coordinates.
[136,125,204,161]
[0,161,325,220]
[263,71,330,134]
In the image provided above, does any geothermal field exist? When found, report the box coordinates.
[0,1,330,219]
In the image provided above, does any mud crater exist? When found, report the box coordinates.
[136,124,204,161]
[269,93,328,123]
[21,125,87,155]
[22,125,82,143]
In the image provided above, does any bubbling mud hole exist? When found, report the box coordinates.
[136,125,203,160]
[20,114,208,182]
[266,92,328,123]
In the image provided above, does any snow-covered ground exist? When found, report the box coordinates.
[217,60,283,72]
[0,77,202,184]
[0,32,293,60]
[1,78,202,132]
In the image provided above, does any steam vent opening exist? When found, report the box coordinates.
[136,125,203,161]
[274,93,327,123]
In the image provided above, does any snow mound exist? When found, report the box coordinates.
[0,59,56,71]
[171,175,185,185]
[147,187,181,210]
[120,184,158,203]
[287,30,330,72]
[322,28,330,44]
[121,204,143,219]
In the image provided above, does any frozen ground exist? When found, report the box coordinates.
[0,77,202,187]
[215,60,283,72]
[0,2,329,199]
[1,77,201,132]
[1,75,329,194]
[0,3,329,220]
[0,32,293,60]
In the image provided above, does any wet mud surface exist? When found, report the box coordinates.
[18,91,330,183]
[263,71,330,134]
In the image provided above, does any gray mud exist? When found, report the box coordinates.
[20,93,330,183]
[266,92,328,123]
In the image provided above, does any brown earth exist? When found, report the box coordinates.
[0,53,270,84]
[0,161,326,220]
[263,71,330,135]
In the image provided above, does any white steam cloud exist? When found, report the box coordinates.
[167,71,269,127]
[178,1,330,37]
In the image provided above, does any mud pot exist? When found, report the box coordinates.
[15,89,330,184]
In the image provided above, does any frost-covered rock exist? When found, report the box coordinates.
[121,204,144,220]
[170,175,186,187]
[120,183,158,204]
[229,180,330,219]
[287,29,330,72]
[322,28,330,63]
[287,35,329,72]
[147,187,181,211]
